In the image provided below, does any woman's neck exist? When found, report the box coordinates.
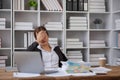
[41,44,51,52]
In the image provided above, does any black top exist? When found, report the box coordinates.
[27,42,68,67]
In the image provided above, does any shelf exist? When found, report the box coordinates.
[14,29,34,31]
[0,9,11,11]
[0,28,11,31]
[90,47,110,49]
[13,10,38,13]
[0,48,11,50]
[113,29,120,31]
[89,29,111,31]
[66,47,88,49]
[14,48,27,50]
[113,10,120,14]
[47,29,63,31]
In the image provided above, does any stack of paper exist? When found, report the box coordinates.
[90,67,111,74]
[15,22,33,30]
[45,22,63,30]
[68,16,87,30]
[90,40,106,48]
[0,55,8,72]
[67,38,83,48]
[0,18,6,29]
[89,0,106,12]
[67,50,83,63]
[49,38,58,46]
[115,19,120,29]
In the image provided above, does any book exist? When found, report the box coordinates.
[41,0,49,10]
[0,56,8,59]
[67,50,81,53]
[90,40,105,44]
[69,58,83,61]
[0,0,2,9]
[89,9,105,12]
[69,27,87,30]
[84,0,88,11]
[77,0,84,11]
[67,55,83,59]
[66,0,72,11]
[67,38,80,42]
[67,44,83,48]
[67,41,83,45]
[0,63,5,67]
[49,0,55,11]
[54,0,62,11]
[0,60,5,64]
[90,54,104,58]
[90,0,105,2]
[47,22,62,25]
[90,43,105,47]
[89,2,105,6]
[24,32,27,48]
[15,22,33,26]
[69,16,87,20]
[67,53,82,56]
[89,5,105,9]
[0,18,6,21]
[72,0,77,11]
[69,23,87,26]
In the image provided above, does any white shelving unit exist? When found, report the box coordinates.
[0,0,120,66]
[0,0,12,66]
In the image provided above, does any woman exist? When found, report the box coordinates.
[27,26,68,69]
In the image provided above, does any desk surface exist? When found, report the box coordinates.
[0,66,120,80]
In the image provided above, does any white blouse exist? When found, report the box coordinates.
[37,45,59,69]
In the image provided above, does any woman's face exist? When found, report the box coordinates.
[36,30,49,46]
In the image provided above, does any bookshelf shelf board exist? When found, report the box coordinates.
[66,47,88,49]
[113,29,120,31]
[0,9,11,11]
[13,10,38,13]
[0,28,11,31]
[47,30,63,31]
[14,48,27,50]
[113,10,120,14]
[0,48,11,50]
[66,29,88,31]
[14,29,34,31]
[89,29,111,31]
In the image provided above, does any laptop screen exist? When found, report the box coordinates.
[14,51,44,73]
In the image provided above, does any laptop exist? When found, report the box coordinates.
[14,51,58,74]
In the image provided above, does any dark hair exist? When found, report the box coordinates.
[34,26,49,39]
